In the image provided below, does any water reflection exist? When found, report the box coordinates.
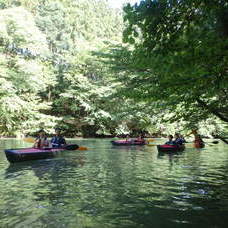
[0,139,228,227]
[5,157,85,180]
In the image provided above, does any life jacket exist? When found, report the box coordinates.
[51,136,66,147]
[36,136,48,148]
[174,138,183,145]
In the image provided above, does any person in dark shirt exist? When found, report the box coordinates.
[165,135,174,145]
[173,133,184,145]
[51,128,66,148]
[180,134,187,143]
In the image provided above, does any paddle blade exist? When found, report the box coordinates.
[78,146,88,151]
[185,144,194,148]
[64,144,79,150]
[147,139,155,142]
[65,144,87,150]
[24,137,35,143]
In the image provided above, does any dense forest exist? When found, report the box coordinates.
[0,0,227,139]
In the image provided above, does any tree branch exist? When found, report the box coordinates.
[196,98,228,123]
[212,134,228,144]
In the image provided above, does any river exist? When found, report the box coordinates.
[0,138,228,227]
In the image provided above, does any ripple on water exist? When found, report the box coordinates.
[0,139,228,227]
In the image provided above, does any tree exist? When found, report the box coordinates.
[122,0,228,128]
[0,7,57,135]
[31,0,126,136]
[0,0,129,136]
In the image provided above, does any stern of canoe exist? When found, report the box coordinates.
[157,145,185,153]
[4,149,55,163]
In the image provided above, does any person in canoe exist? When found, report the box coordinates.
[180,134,187,143]
[51,128,66,148]
[165,135,175,145]
[189,129,205,147]
[34,129,50,149]
[125,134,131,142]
[173,133,184,145]
[134,134,146,144]
[194,134,205,148]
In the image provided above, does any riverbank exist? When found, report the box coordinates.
[1,133,227,144]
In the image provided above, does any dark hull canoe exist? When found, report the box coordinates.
[157,144,185,153]
[111,140,146,146]
[4,144,79,163]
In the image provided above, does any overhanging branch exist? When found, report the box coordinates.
[196,98,228,123]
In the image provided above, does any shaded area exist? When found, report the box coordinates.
[0,139,228,227]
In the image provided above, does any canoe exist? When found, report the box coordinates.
[111,140,146,146]
[157,144,185,153]
[4,144,79,163]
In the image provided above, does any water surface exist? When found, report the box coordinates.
[0,138,228,227]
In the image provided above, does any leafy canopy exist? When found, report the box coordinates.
[122,0,228,126]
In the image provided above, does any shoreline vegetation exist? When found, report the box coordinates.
[0,134,224,140]
[0,0,227,143]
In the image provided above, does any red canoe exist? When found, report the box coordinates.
[157,144,185,153]
[4,144,79,163]
[111,140,146,146]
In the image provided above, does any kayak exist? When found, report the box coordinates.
[157,144,185,153]
[111,140,146,146]
[4,144,79,163]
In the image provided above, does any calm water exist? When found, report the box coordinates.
[0,138,228,228]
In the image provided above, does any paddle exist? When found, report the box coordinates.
[146,138,156,146]
[147,139,155,142]
[210,141,219,144]
[203,141,219,145]
[23,137,88,150]
[42,144,80,150]
[185,141,219,148]
[23,137,37,143]
[186,140,219,145]
[146,144,156,146]
[185,130,220,146]
[64,144,79,150]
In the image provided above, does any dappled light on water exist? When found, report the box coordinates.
[0,139,228,227]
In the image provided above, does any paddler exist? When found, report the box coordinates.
[165,135,175,145]
[34,129,49,149]
[51,128,66,148]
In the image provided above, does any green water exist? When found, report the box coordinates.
[0,139,228,228]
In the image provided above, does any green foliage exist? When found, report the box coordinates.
[0,6,58,136]
[1,0,226,138]
[0,0,127,136]
[120,0,228,134]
